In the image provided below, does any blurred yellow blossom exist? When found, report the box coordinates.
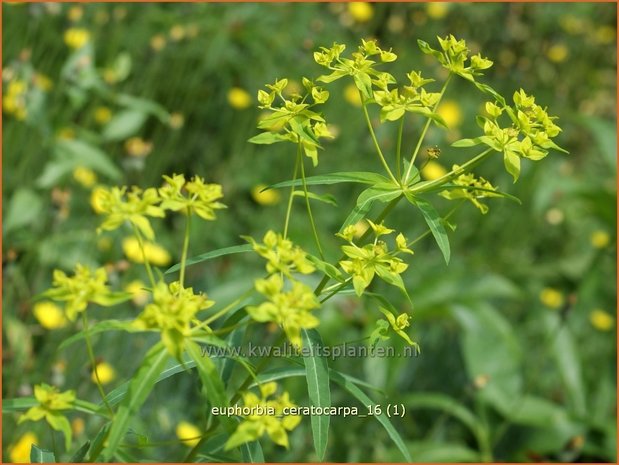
[590,309,615,331]
[56,127,75,140]
[34,301,68,330]
[169,25,186,41]
[176,421,202,447]
[3,79,28,120]
[125,137,153,157]
[559,15,586,35]
[344,83,362,107]
[64,28,90,49]
[594,26,615,45]
[591,230,610,249]
[348,2,373,22]
[426,2,449,19]
[71,417,85,436]
[169,112,185,129]
[94,106,112,124]
[67,5,83,22]
[91,361,116,385]
[122,237,172,266]
[228,87,252,109]
[125,280,150,306]
[353,219,369,238]
[34,73,53,91]
[90,186,108,214]
[97,236,113,252]
[73,166,97,188]
[150,34,167,51]
[251,184,281,206]
[8,432,38,463]
[437,100,463,128]
[547,43,569,63]
[422,161,447,180]
[540,287,564,309]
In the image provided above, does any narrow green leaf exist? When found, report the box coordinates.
[166,244,253,274]
[292,190,337,206]
[103,344,169,460]
[340,185,402,232]
[408,196,451,264]
[331,372,412,462]
[86,422,111,462]
[353,72,373,99]
[59,320,144,350]
[451,137,484,148]
[417,39,442,60]
[267,171,390,190]
[115,93,170,121]
[70,441,91,463]
[30,444,55,463]
[56,139,122,180]
[302,329,331,461]
[503,150,521,182]
[102,110,147,141]
[307,255,344,283]
[240,440,265,463]
[248,132,288,145]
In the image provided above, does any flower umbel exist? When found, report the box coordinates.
[245,230,315,277]
[159,174,226,221]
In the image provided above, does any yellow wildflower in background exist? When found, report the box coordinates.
[125,280,150,306]
[426,2,449,19]
[33,301,68,330]
[348,2,373,22]
[34,73,53,91]
[540,287,564,309]
[169,112,185,129]
[91,361,116,385]
[3,79,28,120]
[150,34,167,51]
[251,184,280,206]
[71,417,85,436]
[8,432,38,463]
[176,421,201,447]
[547,43,569,63]
[56,127,75,140]
[437,100,463,128]
[344,83,362,107]
[64,28,90,49]
[67,5,83,22]
[421,161,447,180]
[122,237,172,267]
[594,26,615,45]
[591,230,610,249]
[73,166,97,188]
[125,137,153,157]
[590,309,615,332]
[169,25,186,41]
[228,87,252,109]
[94,106,112,125]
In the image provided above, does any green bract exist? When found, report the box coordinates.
[440,165,500,214]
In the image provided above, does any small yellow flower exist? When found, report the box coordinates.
[436,100,463,128]
[353,219,369,238]
[228,87,252,110]
[56,127,75,140]
[33,301,68,330]
[251,184,280,206]
[169,112,185,129]
[71,417,85,436]
[125,137,153,157]
[344,83,362,107]
[125,280,150,306]
[8,432,38,463]
[33,73,53,91]
[122,237,172,267]
[97,237,113,252]
[7,80,27,95]
[169,25,186,41]
[73,166,98,188]
[94,106,112,125]
[421,161,447,180]
[590,309,615,332]
[594,26,615,45]
[64,28,90,49]
[540,287,564,309]
[348,2,373,22]
[90,186,107,214]
[547,43,569,63]
[91,361,116,385]
[591,230,610,249]
[426,2,449,20]
[67,5,83,22]
[176,421,201,447]
[150,34,167,51]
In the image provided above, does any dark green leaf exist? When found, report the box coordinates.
[70,441,91,463]
[59,320,143,350]
[166,244,253,274]
[407,196,450,264]
[248,132,289,145]
[267,171,390,190]
[292,190,337,206]
[30,444,55,463]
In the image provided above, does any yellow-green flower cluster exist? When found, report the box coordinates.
[251,78,333,166]
[338,221,413,297]
[225,382,301,450]
[440,165,500,214]
[373,307,419,348]
[43,264,125,321]
[419,35,493,82]
[134,280,213,360]
[19,384,75,450]
[245,230,319,347]
[3,80,28,120]
[248,275,319,347]
[159,174,226,220]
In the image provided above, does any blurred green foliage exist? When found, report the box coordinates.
[3,2,616,463]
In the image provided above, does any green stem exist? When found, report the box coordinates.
[195,288,254,329]
[82,311,114,417]
[299,145,325,259]
[179,209,192,287]
[283,152,300,239]
[404,74,452,183]
[131,224,156,288]
[396,117,405,180]
[361,94,399,184]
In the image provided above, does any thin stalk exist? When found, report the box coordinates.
[299,145,325,259]
[131,224,156,288]
[179,208,192,287]
[320,278,352,304]
[396,117,405,180]
[82,312,114,417]
[404,74,452,182]
[196,288,254,329]
[283,153,300,239]
[360,94,398,184]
